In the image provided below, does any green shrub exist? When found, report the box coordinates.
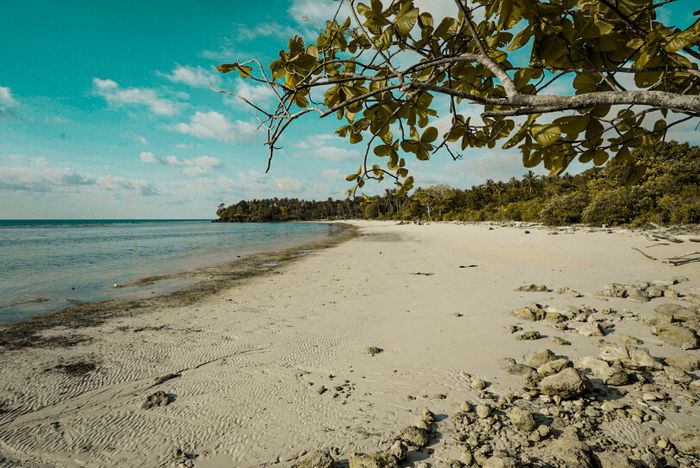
[540,193,590,225]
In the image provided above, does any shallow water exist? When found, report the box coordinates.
[0,220,337,324]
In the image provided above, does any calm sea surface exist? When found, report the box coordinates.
[0,220,338,325]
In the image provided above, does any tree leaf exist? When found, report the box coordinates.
[530,125,561,147]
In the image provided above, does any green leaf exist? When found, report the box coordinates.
[395,4,419,36]
[421,126,438,143]
[530,124,561,147]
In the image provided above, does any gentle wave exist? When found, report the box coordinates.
[0,220,335,324]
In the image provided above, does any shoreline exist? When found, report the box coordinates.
[0,220,698,467]
[0,222,357,350]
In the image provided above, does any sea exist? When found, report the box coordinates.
[0,220,340,325]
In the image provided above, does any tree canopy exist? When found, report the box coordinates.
[216,141,700,226]
[214,0,700,194]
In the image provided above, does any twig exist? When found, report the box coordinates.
[632,247,657,260]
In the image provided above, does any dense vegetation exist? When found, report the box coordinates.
[216,142,700,226]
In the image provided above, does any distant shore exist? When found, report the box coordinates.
[0,221,699,467]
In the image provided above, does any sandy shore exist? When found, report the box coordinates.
[0,221,699,467]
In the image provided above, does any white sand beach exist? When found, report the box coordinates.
[1,221,699,467]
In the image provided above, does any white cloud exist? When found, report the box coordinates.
[293,134,358,162]
[321,168,343,180]
[92,77,182,116]
[0,158,158,196]
[139,151,159,163]
[224,80,277,107]
[170,111,257,142]
[288,0,350,25]
[236,22,300,41]
[137,151,223,176]
[161,64,220,88]
[274,176,302,192]
[0,86,18,111]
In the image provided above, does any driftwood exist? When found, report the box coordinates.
[632,247,657,261]
[652,233,684,244]
[665,251,700,266]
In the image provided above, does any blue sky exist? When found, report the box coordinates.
[0,0,696,218]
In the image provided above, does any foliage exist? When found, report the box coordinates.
[216,141,700,226]
[214,0,700,195]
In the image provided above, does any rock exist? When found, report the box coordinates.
[618,334,643,345]
[552,336,572,346]
[539,368,590,399]
[471,378,487,390]
[654,303,699,324]
[317,385,328,395]
[505,325,522,334]
[666,354,700,371]
[526,349,556,368]
[576,356,630,386]
[664,366,693,384]
[594,451,634,468]
[544,427,594,467]
[367,347,384,356]
[421,408,435,424]
[475,404,491,419]
[348,452,398,468]
[482,456,517,468]
[598,344,662,371]
[627,288,650,302]
[385,441,407,463]
[141,391,173,409]
[508,406,536,432]
[578,322,605,337]
[517,284,550,292]
[669,427,700,456]
[513,304,546,321]
[504,361,536,376]
[537,358,572,377]
[297,450,335,468]
[517,331,541,341]
[653,324,699,349]
[396,426,430,447]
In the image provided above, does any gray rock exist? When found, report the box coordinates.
[598,344,662,371]
[471,378,487,390]
[664,365,693,384]
[618,334,643,345]
[348,452,398,468]
[482,456,517,468]
[552,336,572,346]
[544,427,594,467]
[576,356,630,386]
[594,451,634,468]
[526,349,556,368]
[539,368,590,399]
[396,426,429,447]
[297,450,335,468]
[367,347,384,356]
[517,284,550,292]
[578,322,605,337]
[670,427,700,456]
[666,354,700,371]
[653,324,699,349]
[141,391,173,409]
[517,331,541,341]
[513,304,546,321]
[475,404,491,419]
[537,358,572,377]
[508,406,536,432]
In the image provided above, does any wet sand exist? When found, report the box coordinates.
[0,221,698,467]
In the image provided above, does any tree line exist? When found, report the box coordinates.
[216,142,699,226]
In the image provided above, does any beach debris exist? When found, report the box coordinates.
[454,312,463,317]
[552,336,572,346]
[51,360,98,377]
[632,247,657,260]
[174,448,197,468]
[412,272,434,276]
[367,346,384,356]
[516,331,541,341]
[458,264,478,268]
[153,372,181,386]
[317,385,328,395]
[517,284,550,292]
[296,449,335,468]
[142,391,174,409]
[555,287,583,297]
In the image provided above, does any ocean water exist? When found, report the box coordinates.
[0,220,339,325]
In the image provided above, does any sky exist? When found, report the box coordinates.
[0,0,697,219]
